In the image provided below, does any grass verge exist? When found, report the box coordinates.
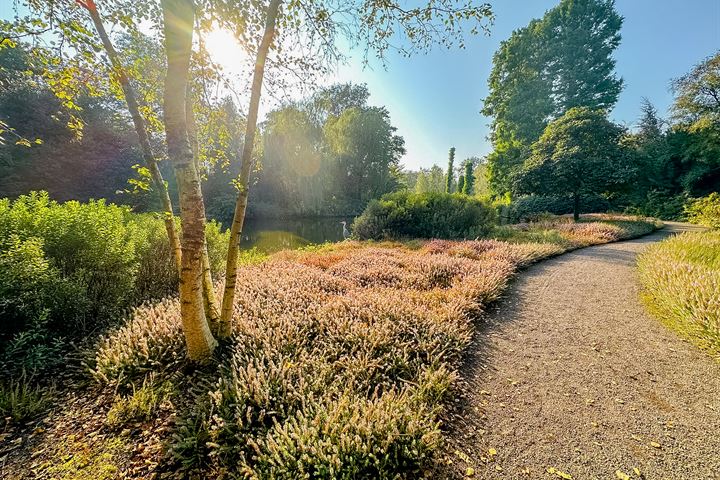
[638,229,720,359]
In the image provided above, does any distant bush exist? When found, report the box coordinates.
[638,230,720,357]
[352,191,496,240]
[0,191,229,376]
[504,194,610,223]
[625,190,687,221]
[685,193,720,229]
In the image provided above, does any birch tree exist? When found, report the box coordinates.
[162,0,217,359]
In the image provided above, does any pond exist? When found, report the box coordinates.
[239,216,356,253]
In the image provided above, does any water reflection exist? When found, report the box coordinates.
[239,217,354,253]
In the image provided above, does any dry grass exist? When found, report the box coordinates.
[90,216,658,477]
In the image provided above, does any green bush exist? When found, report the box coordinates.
[685,192,720,229]
[625,190,687,221]
[503,194,610,223]
[0,191,229,376]
[352,191,496,240]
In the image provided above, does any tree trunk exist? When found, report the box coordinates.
[218,0,282,337]
[162,0,216,361]
[82,0,182,275]
[185,85,221,330]
[573,193,580,222]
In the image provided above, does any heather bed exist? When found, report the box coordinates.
[87,216,659,478]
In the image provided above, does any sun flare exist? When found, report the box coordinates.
[202,26,249,78]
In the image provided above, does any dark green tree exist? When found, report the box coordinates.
[463,160,475,194]
[457,175,465,194]
[483,0,623,196]
[445,147,456,193]
[514,107,633,221]
[542,0,624,114]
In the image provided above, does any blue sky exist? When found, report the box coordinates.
[334,0,720,170]
[3,1,718,171]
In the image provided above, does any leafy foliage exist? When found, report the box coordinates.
[621,72,719,218]
[352,191,496,240]
[685,193,720,229]
[446,147,456,193]
[0,192,228,376]
[514,107,633,219]
[0,376,53,424]
[413,165,446,194]
[106,374,174,427]
[483,0,623,194]
[671,51,720,129]
[324,104,405,213]
[462,160,474,195]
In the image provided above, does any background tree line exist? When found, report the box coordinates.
[0,42,405,222]
[478,0,719,220]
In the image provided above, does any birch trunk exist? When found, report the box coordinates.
[186,86,221,329]
[162,0,216,361]
[82,0,182,274]
[218,0,282,337]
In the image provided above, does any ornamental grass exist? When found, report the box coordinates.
[638,230,720,358]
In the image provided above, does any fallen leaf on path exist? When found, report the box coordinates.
[465,467,475,476]
[488,448,497,457]
[454,449,471,463]
[546,467,572,479]
[650,441,661,448]
[615,470,631,480]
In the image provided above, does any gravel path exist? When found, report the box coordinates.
[443,224,720,480]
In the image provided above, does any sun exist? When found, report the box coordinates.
[202,26,249,79]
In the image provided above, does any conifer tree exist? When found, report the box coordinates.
[445,147,456,193]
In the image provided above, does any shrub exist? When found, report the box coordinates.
[638,230,720,357]
[92,299,185,384]
[504,194,611,223]
[93,216,657,476]
[0,192,229,376]
[352,191,496,240]
[106,374,174,427]
[625,190,687,221]
[685,193,720,229]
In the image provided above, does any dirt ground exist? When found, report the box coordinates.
[442,223,720,480]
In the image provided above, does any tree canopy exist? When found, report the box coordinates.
[514,107,633,220]
[483,0,623,195]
